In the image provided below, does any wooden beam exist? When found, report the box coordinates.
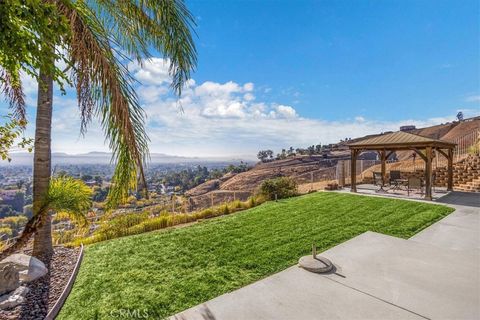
[351,149,357,192]
[447,148,453,191]
[378,150,387,186]
[436,148,448,159]
[385,151,395,160]
[425,147,433,200]
[411,148,427,162]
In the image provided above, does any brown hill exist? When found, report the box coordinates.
[396,117,479,160]
[185,156,338,210]
[186,156,338,197]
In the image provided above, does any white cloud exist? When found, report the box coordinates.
[274,105,297,118]
[195,81,242,97]
[355,116,366,122]
[243,93,255,101]
[465,95,480,103]
[129,57,171,86]
[7,57,480,158]
[137,85,169,103]
[243,82,254,92]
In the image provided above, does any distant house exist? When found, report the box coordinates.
[84,180,98,187]
[0,190,17,201]
[0,189,24,212]
[400,125,416,132]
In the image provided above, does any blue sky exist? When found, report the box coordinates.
[189,0,479,120]
[2,0,479,157]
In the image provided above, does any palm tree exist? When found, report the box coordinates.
[2,0,196,260]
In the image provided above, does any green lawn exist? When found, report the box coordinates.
[59,192,453,319]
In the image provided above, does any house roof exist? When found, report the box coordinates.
[347,131,456,150]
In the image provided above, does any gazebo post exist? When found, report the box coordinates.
[425,147,433,200]
[447,148,453,191]
[350,149,357,192]
[380,150,387,186]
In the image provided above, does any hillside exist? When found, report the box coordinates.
[186,117,479,208]
[185,156,339,208]
[397,117,479,160]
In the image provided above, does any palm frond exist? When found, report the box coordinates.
[46,176,92,225]
[89,0,197,96]
[0,68,26,122]
[57,2,149,208]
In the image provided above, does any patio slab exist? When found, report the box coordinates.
[411,192,480,251]
[172,258,422,320]
[321,232,479,320]
[345,184,449,200]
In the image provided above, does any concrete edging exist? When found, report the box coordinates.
[45,244,84,320]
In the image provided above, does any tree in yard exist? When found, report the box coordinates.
[1,0,196,259]
[258,177,298,200]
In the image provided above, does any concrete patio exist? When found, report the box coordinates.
[346,183,451,201]
[171,192,480,320]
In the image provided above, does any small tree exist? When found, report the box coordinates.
[259,177,298,200]
[257,149,274,162]
[456,111,464,121]
[0,176,92,260]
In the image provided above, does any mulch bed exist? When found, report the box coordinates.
[0,246,80,320]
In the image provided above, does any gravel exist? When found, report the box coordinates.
[0,246,80,320]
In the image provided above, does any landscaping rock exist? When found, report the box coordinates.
[0,263,20,295]
[1,254,47,283]
[0,247,80,320]
[0,286,29,310]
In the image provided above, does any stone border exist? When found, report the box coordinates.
[45,244,84,320]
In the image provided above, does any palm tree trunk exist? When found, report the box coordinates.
[32,69,54,259]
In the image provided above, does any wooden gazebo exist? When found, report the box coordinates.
[347,131,456,200]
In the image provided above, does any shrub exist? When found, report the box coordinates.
[259,177,298,200]
[221,204,230,215]
[0,226,13,238]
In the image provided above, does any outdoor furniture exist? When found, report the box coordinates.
[389,171,402,190]
[393,178,408,191]
[373,172,387,192]
[407,177,424,196]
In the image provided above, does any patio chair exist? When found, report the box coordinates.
[373,172,386,192]
[389,171,401,190]
[389,170,401,183]
[407,177,423,196]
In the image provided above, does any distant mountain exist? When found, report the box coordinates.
[1,152,253,166]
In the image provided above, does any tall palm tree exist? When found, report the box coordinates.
[2,0,196,260]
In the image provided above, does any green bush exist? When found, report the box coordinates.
[258,177,298,200]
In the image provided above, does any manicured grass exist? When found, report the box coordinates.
[59,192,453,319]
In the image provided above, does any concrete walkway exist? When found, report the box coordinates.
[172,192,480,320]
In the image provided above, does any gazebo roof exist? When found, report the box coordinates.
[347,131,456,150]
